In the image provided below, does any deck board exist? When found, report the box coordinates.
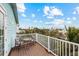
[9,42,53,56]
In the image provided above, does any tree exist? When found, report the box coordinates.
[67,27,79,43]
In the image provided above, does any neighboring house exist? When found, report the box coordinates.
[0,3,19,56]
[57,29,67,40]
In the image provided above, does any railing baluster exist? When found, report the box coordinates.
[69,43,71,56]
[78,45,79,56]
[73,45,75,56]
[56,40,58,54]
[62,42,64,56]
[54,40,56,53]
[57,40,58,55]
[63,42,65,56]
[52,39,54,50]
[48,36,50,52]
[60,41,61,56]
[54,39,55,52]
[36,33,38,42]
[65,42,67,56]
[19,33,79,56]
[55,40,57,54]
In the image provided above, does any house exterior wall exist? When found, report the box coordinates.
[0,3,17,56]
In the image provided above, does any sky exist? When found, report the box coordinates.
[17,3,79,29]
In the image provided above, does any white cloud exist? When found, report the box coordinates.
[45,19,65,25]
[39,20,43,23]
[17,3,26,12]
[66,21,72,24]
[72,17,76,21]
[45,19,65,29]
[67,17,71,20]
[47,16,53,19]
[32,14,35,18]
[73,11,76,14]
[21,13,26,17]
[73,7,79,14]
[66,17,76,21]
[75,7,79,14]
[50,7,63,16]
[43,6,63,18]
[43,6,50,15]
[53,19,65,25]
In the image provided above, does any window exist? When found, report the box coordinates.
[0,5,5,56]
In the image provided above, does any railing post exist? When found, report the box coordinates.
[69,43,71,56]
[48,36,50,52]
[36,33,38,42]
[78,45,79,56]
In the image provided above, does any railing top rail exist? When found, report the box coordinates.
[49,36,79,46]
[36,33,49,38]
[36,33,79,46]
[17,33,79,46]
[17,33,36,36]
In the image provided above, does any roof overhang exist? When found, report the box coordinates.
[10,3,19,24]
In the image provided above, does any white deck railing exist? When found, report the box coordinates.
[17,33,79,56]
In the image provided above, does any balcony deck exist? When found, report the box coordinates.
[9,42,53,56]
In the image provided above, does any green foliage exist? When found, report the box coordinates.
[19,26,79,43]
[67,27,79,43]
[19,27,63,38]
[50,29,59,37]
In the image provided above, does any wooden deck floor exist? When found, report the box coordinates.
[9,42,53,56]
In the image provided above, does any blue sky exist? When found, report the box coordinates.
[17,3,79,29]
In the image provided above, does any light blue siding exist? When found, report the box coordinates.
[0,3,17,56]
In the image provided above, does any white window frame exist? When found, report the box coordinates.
[0,4,6,56]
